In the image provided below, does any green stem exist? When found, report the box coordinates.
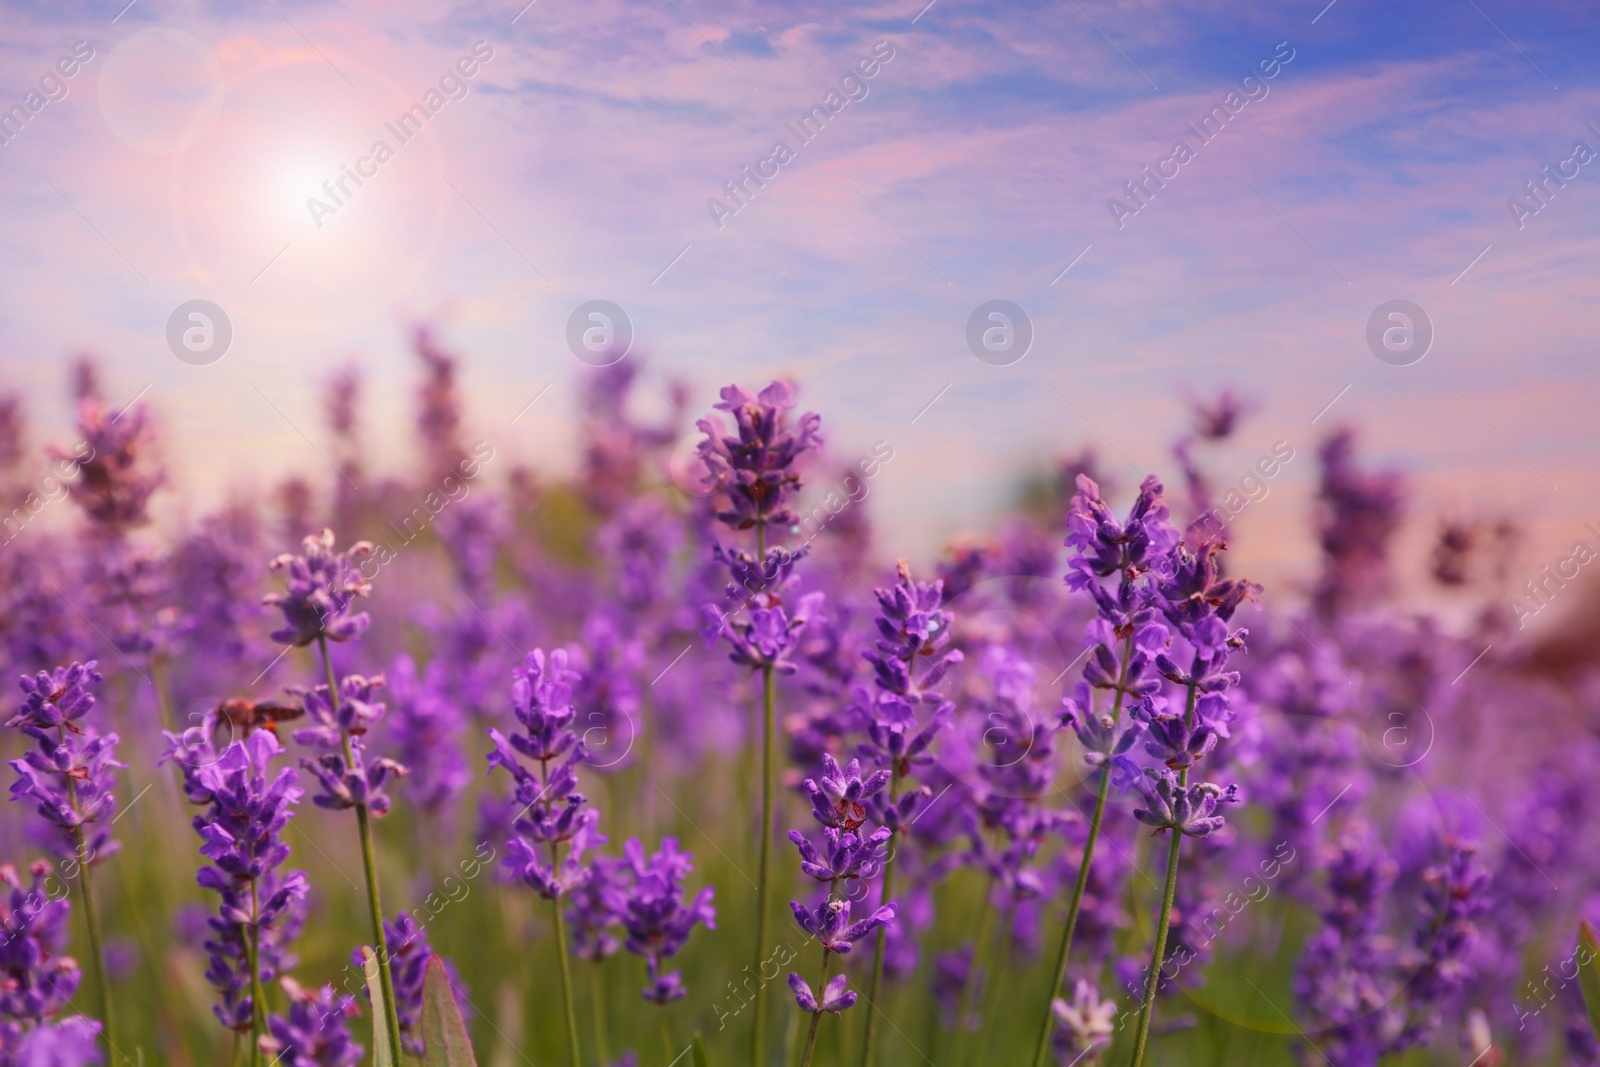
[660,1005,674,1066]
[553,900,582,1067]
[1128,677,1198,1067]
[1127,812,1184,1067]
[752,660,778,1066]
[151,656,176,735]
[60,721,115,1064]
[70,822,116,1064]
[319,635,404,1062]
[248,880,265,1067]
[799,949,832,1067]
[858,769,902,1067]
[1031,631,1135,1067]
[590,962,611,1065]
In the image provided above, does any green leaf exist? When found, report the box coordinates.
[1579,919,1600,1039]
[361,947,398,1067]
[421,955,480,1067]
[691,1033,711,1067]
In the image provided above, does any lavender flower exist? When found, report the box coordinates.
[165,729,309,1035]
[263,530,374,647]
[291,673,387,749]
[0,1015,103,1066]
[701,547,825,676]
[49,394,163,534]
[385,655,469,816]
[567,856,628,963]
[1051,979,1117,1064]
[8,664,101,733]
[787,973,856,1015]
[789,826,891,884]
[300,739,407,816]
[802,755,890,832]
[488,650,604,899]
[0,862,82,1024]
[695,381,821,532]
[617,838,715,1004]
[263,979,362,1067]
[789,897,895,956]
[862,561,963,703]
[1130,769,1239,838]
[1312,429,1403,617]
[7,663,122,865]
[290,673,406,816]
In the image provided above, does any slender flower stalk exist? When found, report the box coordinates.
[161,723,309,1067]
[1127,761,1188,1067]
[798,949,832,1067]
[856,562,958,1067]
[65,767,114,1065]
[487,648,606,1067]
[756,621,777,1067]
[318,636,404,1064]
[787,756,894,1067]
[263,529,404,1060]
[695,380,822,1067]
[552,899,581,1066]
[1033,475,1173,1067]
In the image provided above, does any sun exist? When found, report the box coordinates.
[278,161,330,227]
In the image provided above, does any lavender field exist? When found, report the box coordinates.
[5,1,1600,1065]
[0,347,1594,1067]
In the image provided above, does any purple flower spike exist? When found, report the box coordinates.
[862,561,963,702]
[0,862,83,1023]
[264,529,374,647]
[802,755,891,832]
[642,960,688,1005]
[1059,683,1143,768]
[617,837,715,1003]
[488,649,605,901]
[787,972,857,1015]
[702,591,826,676]
[788,827,891,883]
[7,663,123,866]
[1130,768,1238,838]
[1051,979,1117,1064]
[173,729,310,1035]
[1138,706,1217,770]
[8,663,102,732]
[264,978,363,1067]
[0,1014,104,1065]
[790,898,895,955]
[1064,474,1178,592]
[300,738,408,816]
[695,381,822,531]
[291,673,387,748]
[567,856,628,963]
[386,655,469,815]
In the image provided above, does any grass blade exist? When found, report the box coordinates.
[422,955,480,1067]
[1579,919,1600,1039]
[362,946,398,1067]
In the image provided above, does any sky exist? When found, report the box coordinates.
[1,0,1597,609]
